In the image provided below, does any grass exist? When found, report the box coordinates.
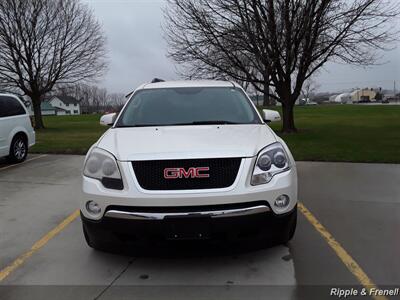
[31,114,107,155]
[263,105,400,163]
[31,105,400,163]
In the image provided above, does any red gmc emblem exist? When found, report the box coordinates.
[164,167,210,179]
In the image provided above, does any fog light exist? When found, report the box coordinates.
[86,201,101,215]
[274,194,290,208]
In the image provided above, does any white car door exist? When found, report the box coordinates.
[0,96,12,156]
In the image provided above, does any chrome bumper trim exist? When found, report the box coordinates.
[104,205,270,220]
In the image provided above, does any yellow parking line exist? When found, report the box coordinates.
[298,202,387,300]
[0,154,48,171]
[0,209,80,282]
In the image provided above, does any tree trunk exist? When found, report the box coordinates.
[281,101,297,133]
[263,90,270,106]
[262,76,270,106]
[31,94,45,129]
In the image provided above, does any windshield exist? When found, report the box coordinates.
[115,87,261,127]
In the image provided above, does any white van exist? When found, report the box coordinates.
[0,94,35,163]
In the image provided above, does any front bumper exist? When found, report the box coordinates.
[81,202,297,246]
[81,157,297,220]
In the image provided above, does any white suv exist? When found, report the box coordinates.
[0,94,35,163]
[81,81,297,250]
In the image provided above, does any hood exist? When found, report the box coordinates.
[97,125,277,161]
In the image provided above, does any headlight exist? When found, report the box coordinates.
[251,142,291,186]
[83,147,123,190]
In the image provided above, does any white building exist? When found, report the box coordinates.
[329,93,352,104]
[350,88,377,102]
[48,95,81,115]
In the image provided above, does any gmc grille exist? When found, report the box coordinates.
[132,158,242,190]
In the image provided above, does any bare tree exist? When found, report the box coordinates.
[108,93,126,111]
[54,83,126,113]
[301,77,321,102]
[97,88,108,110]
[53,83,88,107]
[0,0,107,129]
[165,0,399,132]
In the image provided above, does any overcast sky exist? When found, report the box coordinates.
[84,0,400,94]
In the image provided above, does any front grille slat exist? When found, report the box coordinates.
[132,158,241,190]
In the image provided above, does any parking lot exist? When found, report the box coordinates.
[0,154,399,300]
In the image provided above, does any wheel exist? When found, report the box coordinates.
[8,135,28,163]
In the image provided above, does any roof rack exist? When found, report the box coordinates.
[125,78,166,98]
[151,78,165,83]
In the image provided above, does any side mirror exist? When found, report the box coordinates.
[100,113,117,126]
[262,109,281,123]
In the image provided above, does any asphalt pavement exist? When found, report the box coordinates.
[0,155,398,300]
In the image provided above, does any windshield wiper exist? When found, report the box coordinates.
[115,124,162,128]
[185,120,239,125]
[116,121,240,127]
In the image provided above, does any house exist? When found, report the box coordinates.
[24,99,56,116]
[40,102,56,116]
[48,95,81,115]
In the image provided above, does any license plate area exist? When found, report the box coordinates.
[164,216,211,240]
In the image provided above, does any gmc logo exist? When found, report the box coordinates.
[164,167,210,179]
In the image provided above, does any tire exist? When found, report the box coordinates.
[8,134,28,163]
